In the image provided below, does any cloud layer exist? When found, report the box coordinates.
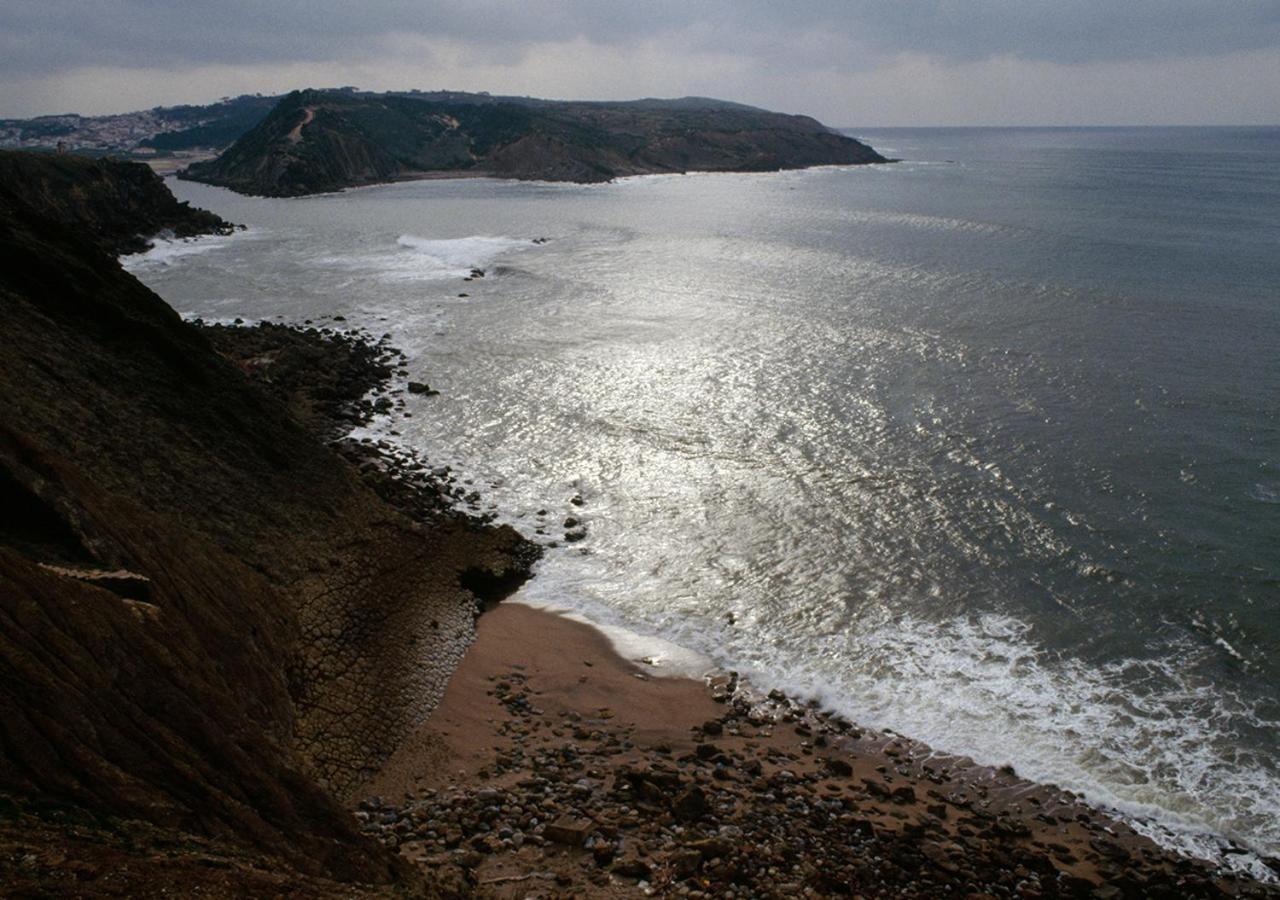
[3,1,1279,123]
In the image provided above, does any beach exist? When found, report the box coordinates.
[350,602,1268,897]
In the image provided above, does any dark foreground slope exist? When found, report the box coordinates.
[0,156,535,890]
[0,150,237,254]
[182,89,887,196]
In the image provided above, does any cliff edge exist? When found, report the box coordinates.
[0,150,237,254]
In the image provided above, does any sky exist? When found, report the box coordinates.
[3,1,1279,125]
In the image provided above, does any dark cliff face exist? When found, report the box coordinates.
[183,89,888,196]
[0,150,237,254]
[0,158,535,883]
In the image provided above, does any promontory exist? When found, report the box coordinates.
[180,88,888,196]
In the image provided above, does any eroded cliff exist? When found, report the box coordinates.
[0,155,536,888]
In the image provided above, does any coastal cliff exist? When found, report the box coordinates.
[0,150,237,254]
[181,89,888,196]
[0,155,536,890]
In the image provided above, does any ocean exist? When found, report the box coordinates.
[130,126,1279,873]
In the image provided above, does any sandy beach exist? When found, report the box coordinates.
[352,603,1270,897]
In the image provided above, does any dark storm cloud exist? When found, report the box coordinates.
[4,0,1280,77]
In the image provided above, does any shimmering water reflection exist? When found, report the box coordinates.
[134,127,1280,870]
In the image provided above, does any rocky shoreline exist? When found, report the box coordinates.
[196,316,517,531]
[196,319,1279,899]
[341,604,1277,899]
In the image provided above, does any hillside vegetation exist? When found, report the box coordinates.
[183,89,887,196]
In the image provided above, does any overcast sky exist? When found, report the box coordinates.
[3,1,1279,124]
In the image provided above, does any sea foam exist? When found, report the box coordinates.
[388,234,536,281]
[692,607,1280,879]
[120,229,249,271]
[305,234,540,285]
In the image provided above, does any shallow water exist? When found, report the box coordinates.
[131,127,1279,871]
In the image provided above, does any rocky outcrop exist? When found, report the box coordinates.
[182,88,888,196]
[0,156,536,883]
[0,150,237,254]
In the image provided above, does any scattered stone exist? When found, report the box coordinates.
[612,857,652,879]
[672,786,708,822]
[671,848,703,878]
[823,757,853,777]
[348,663,1267,900]
[544,815,595,847]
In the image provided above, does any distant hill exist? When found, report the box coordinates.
[139,95,279,152]
[181,89,888,196]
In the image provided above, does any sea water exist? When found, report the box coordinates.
[129,127,1280,873]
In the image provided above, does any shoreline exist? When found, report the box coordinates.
[174,158,898,199]
[511,596,1276,877]
[166,259,1277,895]
[145,244,1276,894]
[352,601,1276,897]
[16,149,1271,897]
[210,309,1276,894]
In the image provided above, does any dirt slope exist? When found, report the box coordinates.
[0,156,534,886]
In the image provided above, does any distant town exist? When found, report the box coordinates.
[0,110,172,154]
[0,93,282,160]
[0,88,498,158]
